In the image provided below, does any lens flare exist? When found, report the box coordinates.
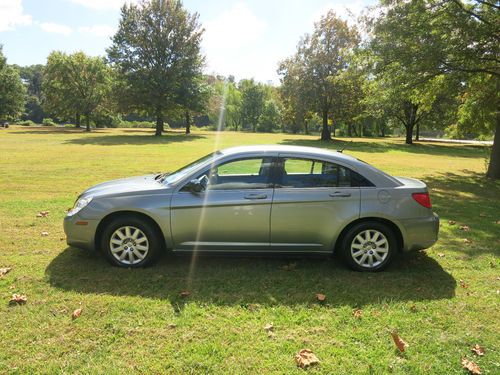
[186,79,228,289]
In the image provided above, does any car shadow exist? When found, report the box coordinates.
[46,247,456,310]
[62,131,207,146]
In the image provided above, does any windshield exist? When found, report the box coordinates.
[160,151,221,185]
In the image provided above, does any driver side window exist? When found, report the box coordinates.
[203,157,273,190]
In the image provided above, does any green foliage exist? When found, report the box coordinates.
[258,99,282,133]
[0,46,26,120]
[18,119,35,126]
[240,79,265,132]
[42,51,111,131]
[42,118,56,126]
[279,11,360,140]
[115,120,157,129]
[108,0,204,136]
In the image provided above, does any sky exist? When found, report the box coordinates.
[0,0,375,83]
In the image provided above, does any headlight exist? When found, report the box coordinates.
[67,196,93,216]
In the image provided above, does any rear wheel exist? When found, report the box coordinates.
[340,221,396,272]
[100,216,160,268]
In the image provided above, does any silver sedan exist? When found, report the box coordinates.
[63,145,439,271]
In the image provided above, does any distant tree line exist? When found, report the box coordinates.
[0,0,497,177]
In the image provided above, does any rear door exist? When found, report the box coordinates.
[270,156,361,252]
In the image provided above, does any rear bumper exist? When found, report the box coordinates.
[63,215,99,251]
[401,213,439,251]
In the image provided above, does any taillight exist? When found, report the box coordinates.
[412,192,432,208]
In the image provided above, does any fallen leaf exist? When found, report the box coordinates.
[479,213,487,217]
[471,344,485,356]
[448,220,456,225]
[168,323,177,329]
[294,349,320,368]
[437,253,445,258]
[353,309,362,318]
[179,290,190,297]
[0,267,12,277]
[461,358,481,374]
[460,279,469,288]
[72,308,82,320]
[463,238,473,244]
[459,225,470,232]
[41,231,49,237]
[390,330,408,352]
[281,262,297,271]
[9,294,27,305]
[315,293,326,302]
[36,211,49,218]
[264,323,274,332]
[267,331,276,339]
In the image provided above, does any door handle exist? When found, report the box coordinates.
[329,192,351,198]
[244,193,268,200]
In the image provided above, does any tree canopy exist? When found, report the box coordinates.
[0,46,26,121]
[107,0,204,136]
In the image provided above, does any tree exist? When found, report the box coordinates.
[279,11,359,140]
[43,51,111,131]
[16,64,46,123]
[0,46,26,120]
[108,0,204,136]
[240,79,264,132]
[368,0,500,176]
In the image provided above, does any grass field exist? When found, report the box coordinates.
[0,126,498,374]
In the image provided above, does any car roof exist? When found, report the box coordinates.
[219,144,358,162]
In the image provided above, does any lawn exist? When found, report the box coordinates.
[0,126,498,374]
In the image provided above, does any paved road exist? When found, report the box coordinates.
[420,137,493,145]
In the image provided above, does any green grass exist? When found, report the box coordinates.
[0,126,498,374]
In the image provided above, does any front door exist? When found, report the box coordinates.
[170,157,275,251]
[270,156,361,252]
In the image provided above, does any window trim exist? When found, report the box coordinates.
[274,156,374,189]
[179,156,277,192]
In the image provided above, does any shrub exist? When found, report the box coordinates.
[19,120,36,126]
[115,120,163,129]
[42,118,56,126]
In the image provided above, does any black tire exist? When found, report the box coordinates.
[340,221,396,272]
[100,215,161,268]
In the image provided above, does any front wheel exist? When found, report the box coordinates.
[100,216,160,268]
[340,222,396,272]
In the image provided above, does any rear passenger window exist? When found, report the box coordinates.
[279,158,373,188]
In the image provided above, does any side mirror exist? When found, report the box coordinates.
[187,175,208,193]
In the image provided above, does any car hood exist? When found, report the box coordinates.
[81,174,168,198]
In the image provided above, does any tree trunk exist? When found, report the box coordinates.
[347,124,352,137]
[320,110,331,141]
[486,115,500,179]
[155,107,163,136]
[415,122,420,141]
[185,110,191,134]
[380,123,385,137]
[75,112,81,128]
[85,114,90,132]
[405,125,413,144]
[304,121,309,135]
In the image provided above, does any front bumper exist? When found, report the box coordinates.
[63,215,99,251]
[401,213,440,251]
